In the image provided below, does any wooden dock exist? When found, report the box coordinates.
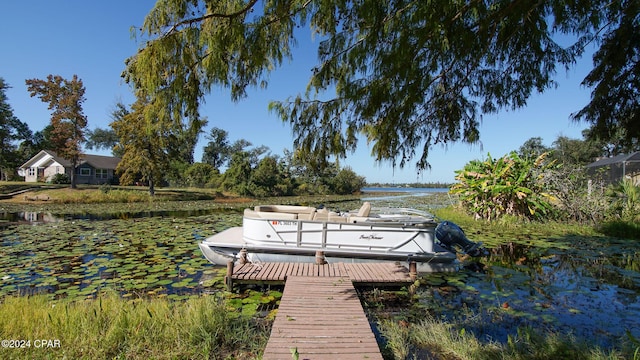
[229,261,414,286]
[226,261,415,359]
[262,276,383,359]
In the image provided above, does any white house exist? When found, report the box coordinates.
[18,150,120,184]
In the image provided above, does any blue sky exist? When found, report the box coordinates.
[1,1,594,184]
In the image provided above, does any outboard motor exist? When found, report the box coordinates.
[435,221,487,257]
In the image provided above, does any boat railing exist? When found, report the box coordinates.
[371,207,436,220]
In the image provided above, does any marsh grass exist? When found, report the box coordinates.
[378,315,630,360]
[0,291,269,359]
[599,220,640,239]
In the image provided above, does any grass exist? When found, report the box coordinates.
[598,220,640,239]
[3,185,220,204]
[378,315,634,360]
[0,291,270,360]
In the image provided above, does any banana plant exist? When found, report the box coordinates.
[451,152,555,220]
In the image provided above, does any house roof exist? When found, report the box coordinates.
[80,153,120,169]
[586,151,640,168]
[20,150,120,170]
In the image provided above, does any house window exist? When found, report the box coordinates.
[79,168,91,176]
[96,169,108,179]
[28,168,36,177]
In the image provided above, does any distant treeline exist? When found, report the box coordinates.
[365,182,452,188]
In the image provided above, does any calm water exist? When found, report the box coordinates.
[1,195,638,352]
[361,187,449,201]
[362,186,449,193]
[419,244,640,349]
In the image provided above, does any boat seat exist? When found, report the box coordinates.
[252,205,316,220]
[312,208,347,222]
[357,202,371,217]
[348,216,370,223]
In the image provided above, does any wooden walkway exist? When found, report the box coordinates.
[226,262,414,359]
[229,261,413,286]
[262,276,383,360]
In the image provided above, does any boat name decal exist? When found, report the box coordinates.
[359,234,383,240]
[272,220,296,226]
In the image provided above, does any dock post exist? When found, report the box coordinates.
[409,261,417,281]
[239,248,248,264]
[315,251,327,265]
[226,260,234,291]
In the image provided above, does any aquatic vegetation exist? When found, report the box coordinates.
[0,214,242,301]
[377,315,629,360]
[0,291,270,360]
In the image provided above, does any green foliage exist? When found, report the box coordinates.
[549,135,603,166]
[518,137,549,160]
[111,97,172,196]
[201,127,231,170]
[451,152,555,221]
[0,78,32,181]
[571,0,640,149]
[222,151,253,195]
[250,156,291,197]
[184,162,219,188]
[166,159,190,187]
[125,1,634,171]
[330,167,366,195]
[84,127,119,154]
[598,220,640,239]
[608,179,640,223]
[49,173,70,185]
[0,292,269,359]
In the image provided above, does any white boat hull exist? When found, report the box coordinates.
[199,204,461,273]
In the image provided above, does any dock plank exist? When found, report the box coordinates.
[230,262,412,285]
[262,276,383,360]
[224,262,415,358]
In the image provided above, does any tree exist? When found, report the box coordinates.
[184,162,219,188]
[166,115,207,165]
[550,135,601,166]
[0,78,31,180]
[85,103,127,157]
[571,0,640,149]
[85,128,120,154]
[26,74,87,188]
[124,1,634,172]
[518,137,549,160]
[111,96,171,196]
[582,126,639,157]
[330,167,366,195]
[250,155,292,197]
[222,151,252,195]
[15,125,55,166]
[202,127,231,169]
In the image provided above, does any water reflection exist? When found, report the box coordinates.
[0,208,236,225]
[419,242,640,349]
[0,211,64,224]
